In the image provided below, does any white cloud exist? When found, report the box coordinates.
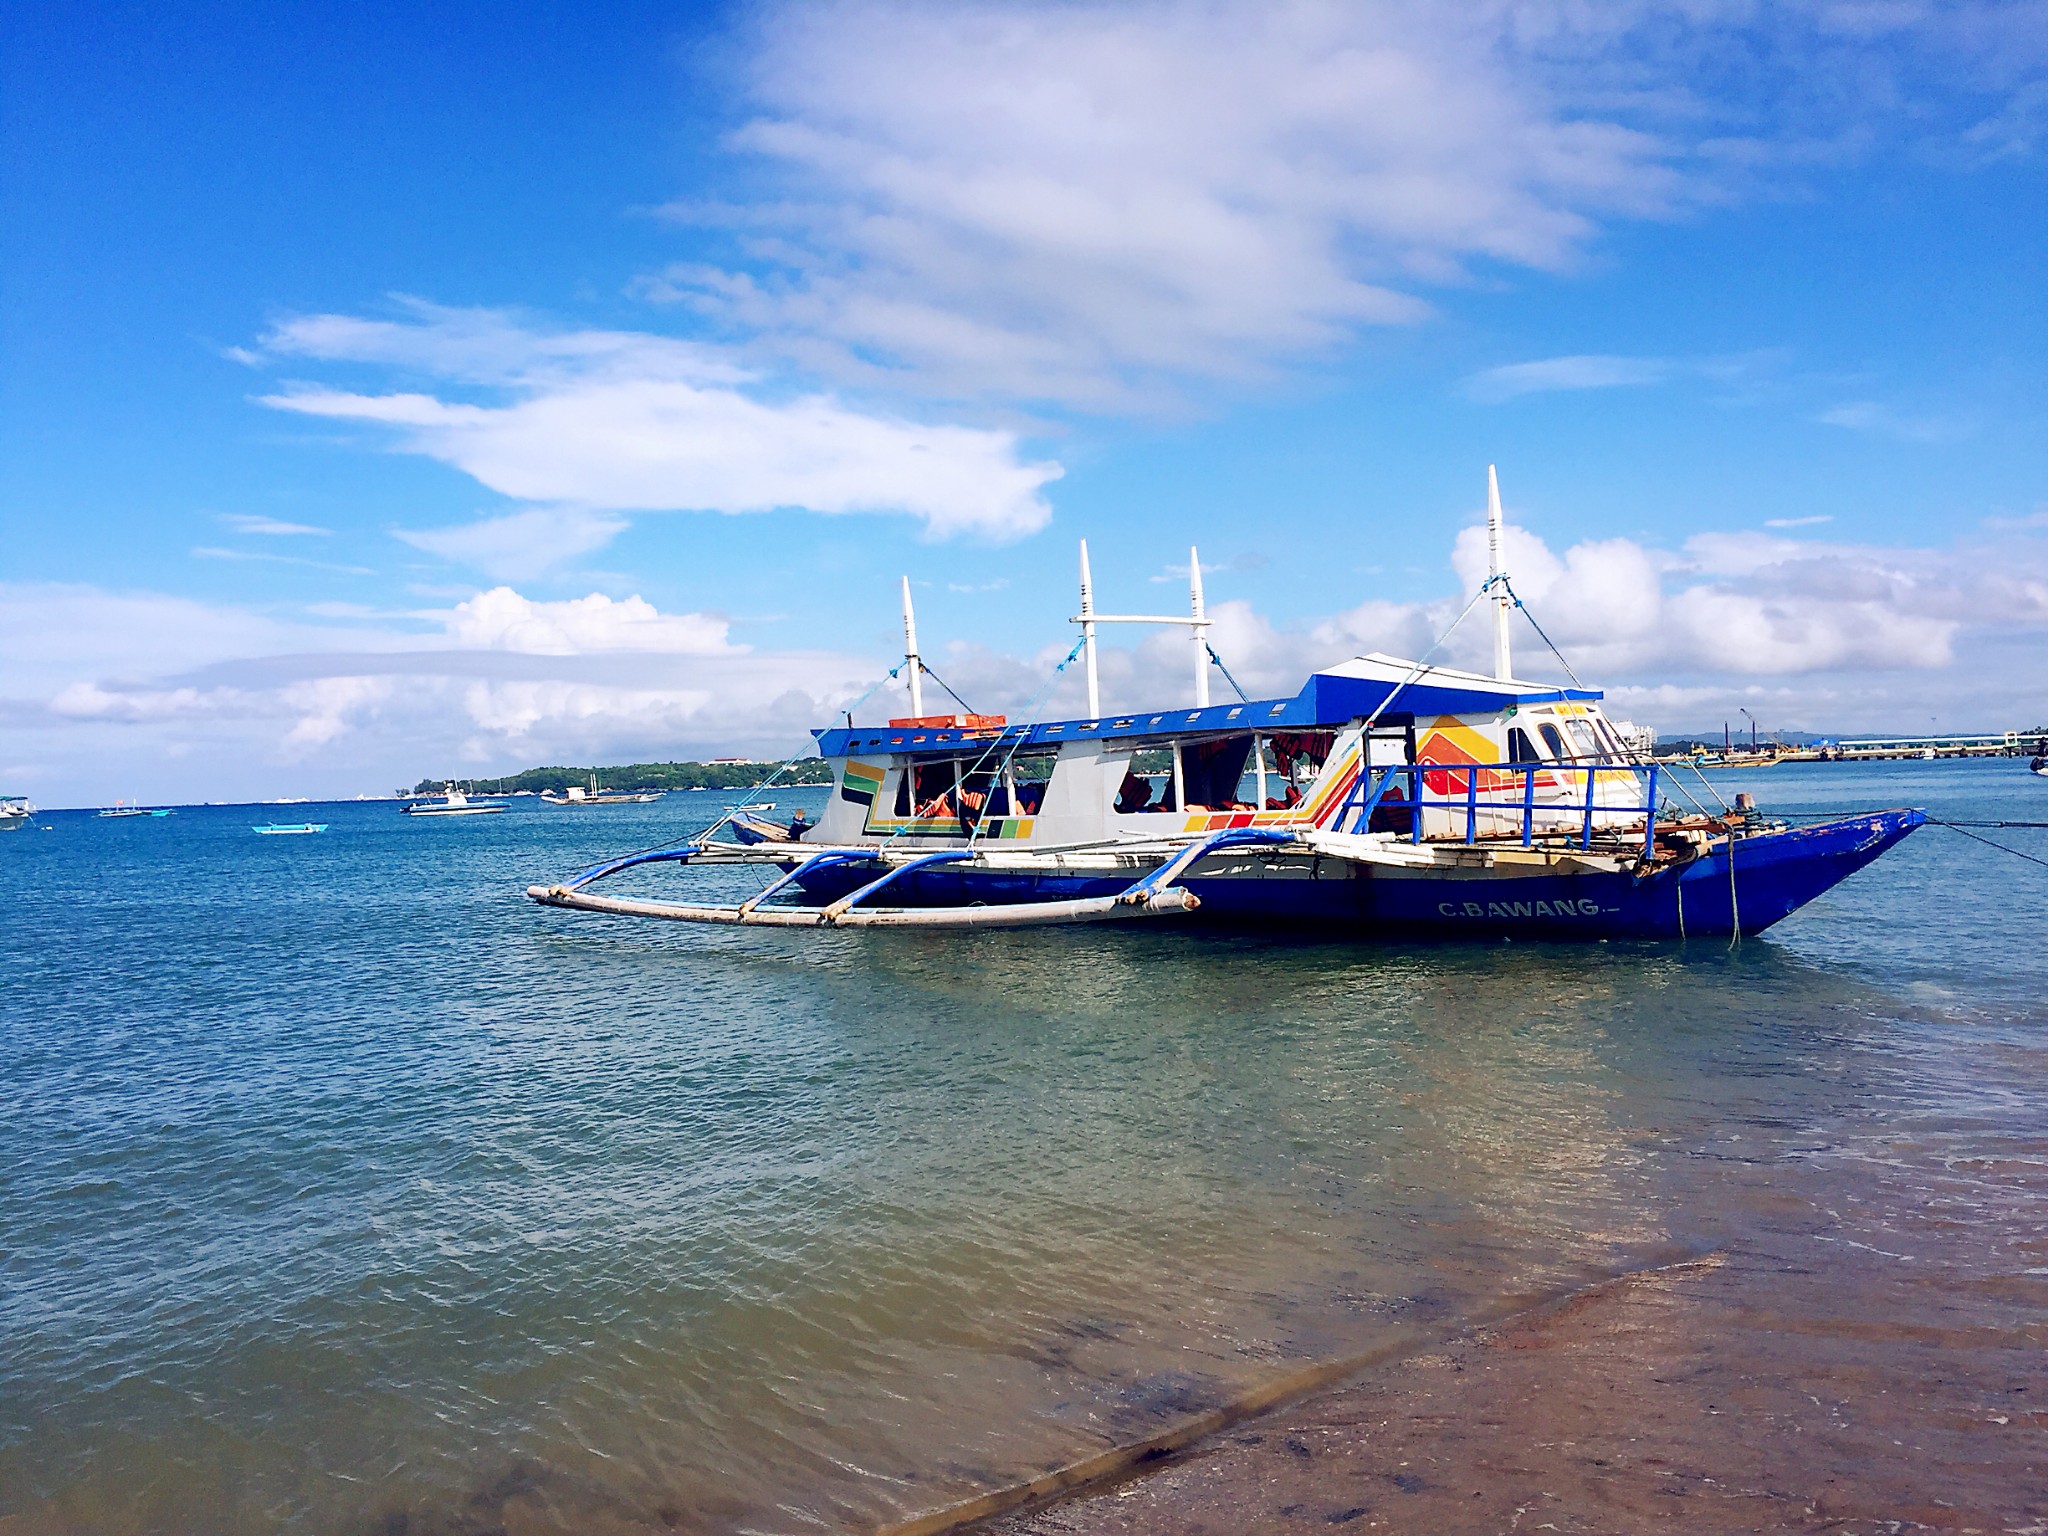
[1764,514,1834,529]
[632,1,2048,411]
[1818,399,1974,443]
[394,508,630,581]
[193,546,375,575]
[1465,354,1672,402]
[435,587,734,656]
[0,578,886,802]
[220,514,330,536]
[660,0,1698,406]
[256,306,1062,543]
[10,507,2048,803]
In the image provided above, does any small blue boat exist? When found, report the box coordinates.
[530,472,1923,939]
[254,823,328,835]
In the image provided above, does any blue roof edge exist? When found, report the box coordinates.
[812,671,1601,759]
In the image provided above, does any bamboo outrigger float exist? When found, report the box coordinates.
[529,471,1924,939]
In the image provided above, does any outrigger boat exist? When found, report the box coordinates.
[541,776,662,807]
[529,471,1924,938]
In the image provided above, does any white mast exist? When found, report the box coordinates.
[1486,464,1512,683]
[1079,539,1101,718]
[1189,546,1210,708]
[900,574,925,718]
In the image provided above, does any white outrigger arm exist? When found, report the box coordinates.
[525,827,1295,929]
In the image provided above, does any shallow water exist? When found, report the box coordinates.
[3,762,2045,1534]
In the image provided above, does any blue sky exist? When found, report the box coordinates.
[5,1,2047,803]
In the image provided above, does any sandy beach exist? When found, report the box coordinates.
[991,1134,2048,1536]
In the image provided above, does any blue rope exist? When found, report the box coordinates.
[1205,642,1251,704]
[873,637,1086,850]
[688,662,905,849]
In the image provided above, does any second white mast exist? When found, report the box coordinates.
[1071,540,1215,712]
[1486,464,1512,683]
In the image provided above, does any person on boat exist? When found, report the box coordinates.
[1115,771,1153,814]
[955,784,986,834]
[1015,781,1045,815]
[787,808,811,838]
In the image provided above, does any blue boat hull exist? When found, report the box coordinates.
[786,810,1925,939]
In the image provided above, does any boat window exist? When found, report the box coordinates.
[893,759,965,818]
[1271,731,1334,781]
[1538,722,1570,759]
[1563,718,1606,762]
[1185,735,1256,810]
[1508,726,1543,764]
[1002,753,1056,816]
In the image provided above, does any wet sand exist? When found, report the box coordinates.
[990,1147,2048,1536]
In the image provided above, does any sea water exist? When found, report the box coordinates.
[3,762,2045,1534]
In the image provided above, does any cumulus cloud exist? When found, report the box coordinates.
[11,508,2048,802]
[435,587,734,656]
[0,577,887,801]
[255,304,1062,543]
[648,0,2048,408]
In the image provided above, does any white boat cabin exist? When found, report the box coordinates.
[807,653,1649,850]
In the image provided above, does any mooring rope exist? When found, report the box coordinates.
[914,661,979,719]
[1927,816,2048,870]
[871,637,1088,853]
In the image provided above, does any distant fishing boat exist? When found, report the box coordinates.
[98,801,172,818]
[404,784,507,817]
[540,775,662,807]
[0,795,33,832]
[254,823,328,835]
[529,470,1924,938]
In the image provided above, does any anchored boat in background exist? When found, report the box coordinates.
[529,470,1924,939]
[541,776,662,807]
[404,784,508,817]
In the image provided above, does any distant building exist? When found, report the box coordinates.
[708,756,755,765]
[1609,720,1657,756]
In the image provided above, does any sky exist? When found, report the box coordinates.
[4,0,2047,805]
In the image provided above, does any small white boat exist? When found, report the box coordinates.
[0,795,33,832]
[255,823,328,835]
[2029,755,2047,777]
[404,784,507,817]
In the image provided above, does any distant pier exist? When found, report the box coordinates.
[1659,729,2048,767]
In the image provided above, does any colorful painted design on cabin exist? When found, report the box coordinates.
[839,759,886,807]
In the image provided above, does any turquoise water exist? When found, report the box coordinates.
[4,763,2046,1534]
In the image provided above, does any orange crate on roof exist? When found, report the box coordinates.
[887,714,1008,730]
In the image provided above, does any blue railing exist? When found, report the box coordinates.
[1335,761,1659,858]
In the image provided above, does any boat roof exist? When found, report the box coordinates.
[814,653,1600,759]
